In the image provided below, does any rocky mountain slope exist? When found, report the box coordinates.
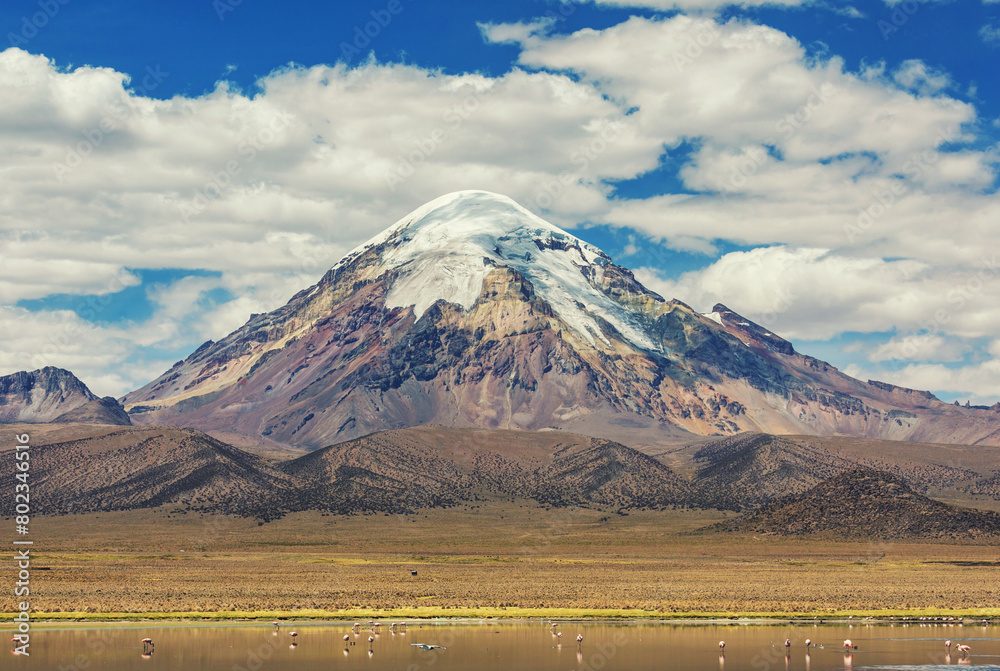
[0,367,131,425]
[123,190,1000,450]
[712,468,1000,539]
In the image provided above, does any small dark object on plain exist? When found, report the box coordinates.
[411,570,417,575]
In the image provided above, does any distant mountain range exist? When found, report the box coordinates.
[0,367,130,426]
[8,423,1000,539]
[99,190,998,451]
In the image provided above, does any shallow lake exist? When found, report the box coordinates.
[11,621,1000,670]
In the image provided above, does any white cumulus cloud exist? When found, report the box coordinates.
[1,11,998,401]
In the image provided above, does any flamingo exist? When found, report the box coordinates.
[368,635,375,649]
[719,641,726,651]
[946,640,952,648]
[11,637,27,656]
[785,639,791,649]
[844,639,856,650]
[957,643,971,655]
[344,634,350,642]
[805,639,811,648]
[272,621,279,630]
[577,634,584,646]
[289,631,298,647]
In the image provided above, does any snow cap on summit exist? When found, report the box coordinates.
[336,190,603,272]
[337,190,657,350]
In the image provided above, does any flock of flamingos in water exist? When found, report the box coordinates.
[10,617,989,663]
[278,620,450,658]
[715,634,973,668]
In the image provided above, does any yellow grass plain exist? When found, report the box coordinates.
[4,504,1000,621]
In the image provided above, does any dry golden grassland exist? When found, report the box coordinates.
[4,504,1000,620]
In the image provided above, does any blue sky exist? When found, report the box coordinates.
[1,0,998,402]
[4,1,997,103]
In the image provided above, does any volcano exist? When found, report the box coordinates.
[123,191,1000,451]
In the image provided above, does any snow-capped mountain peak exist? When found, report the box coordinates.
[125,190,992,452]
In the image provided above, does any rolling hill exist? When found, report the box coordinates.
[678,432,1000,511]
[711,468,1000,539]
[5,424,707,520]
[9,421,1000,528]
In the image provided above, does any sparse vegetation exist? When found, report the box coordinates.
[6,425,1000,622]
[4,506,1000,620]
